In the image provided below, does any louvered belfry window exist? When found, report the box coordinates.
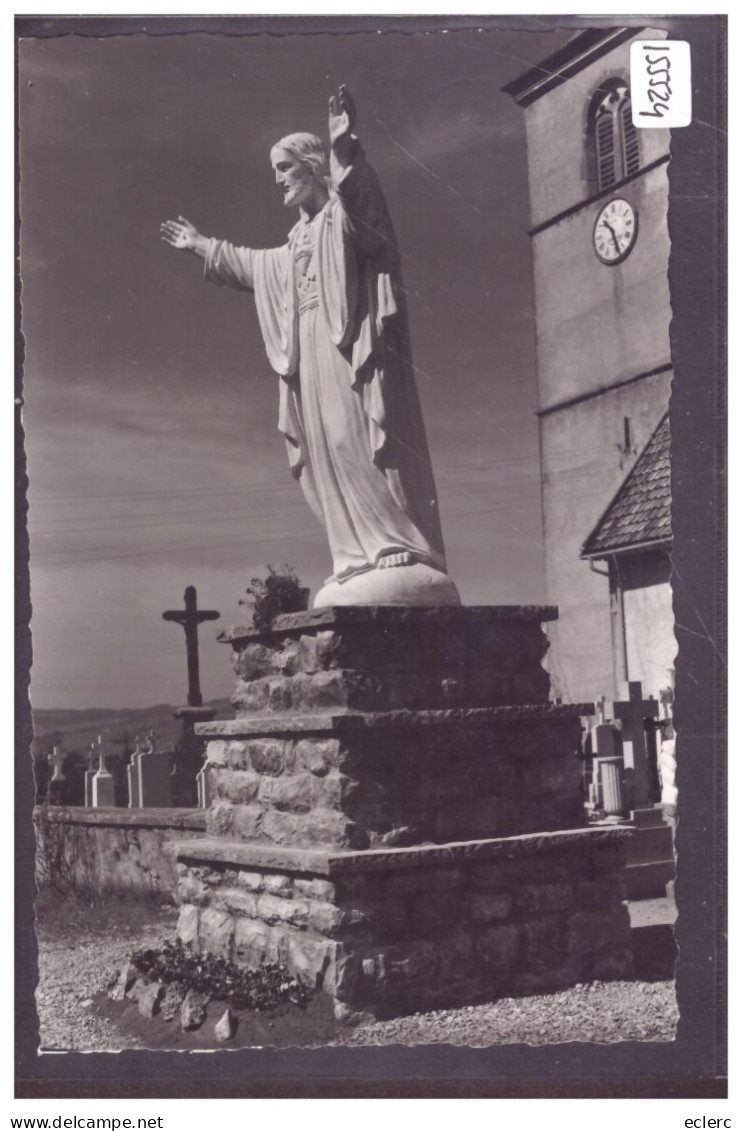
[592,82,640,191]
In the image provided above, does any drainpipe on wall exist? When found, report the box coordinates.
[603,554,629,692]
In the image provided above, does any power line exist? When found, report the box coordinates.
[27,452,543,506]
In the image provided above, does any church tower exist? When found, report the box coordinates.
[504,28,674,705]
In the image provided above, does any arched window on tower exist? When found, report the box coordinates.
[587,80,641,192]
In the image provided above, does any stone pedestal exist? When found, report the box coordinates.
[171,705,218,808]
[173,607,633,1020]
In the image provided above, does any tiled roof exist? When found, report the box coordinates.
[581,413,671,558]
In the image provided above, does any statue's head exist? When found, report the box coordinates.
[270,132,330,210]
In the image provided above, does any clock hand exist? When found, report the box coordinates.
[602,221,622,256]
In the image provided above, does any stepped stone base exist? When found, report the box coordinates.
[172,606,633,1020]
[174,828,633,1021]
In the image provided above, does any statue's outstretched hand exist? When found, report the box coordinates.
[160,215,202,251]
[329,84,356,148]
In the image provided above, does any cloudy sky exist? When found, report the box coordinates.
[19,21,572,709]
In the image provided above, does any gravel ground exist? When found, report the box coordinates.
[36,902,181,1052]
[35,898,678,1051]
[335,981,678,1046]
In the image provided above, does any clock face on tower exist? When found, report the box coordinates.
[593,197,638,264]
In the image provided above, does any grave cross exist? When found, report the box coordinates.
[613,680,659,806]
[162,586,219,707]
[48,746,66,782]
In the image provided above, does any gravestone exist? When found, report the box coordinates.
[127,740,142,808]
[127,734,173,808]
[597,757,625,816]
[613,681,659,808]
[84,738,102,807]
[91,745,116,808]
[171,606,633,1021]
[589,696,623,810]
[47,746,66,806]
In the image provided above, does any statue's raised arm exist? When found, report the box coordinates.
[328,84,358,178]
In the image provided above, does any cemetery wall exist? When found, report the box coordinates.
[34,807,206,898]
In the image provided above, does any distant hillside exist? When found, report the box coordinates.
[31,699,234,758]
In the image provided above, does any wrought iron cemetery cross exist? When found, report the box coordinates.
[613,680,659,806]
[162,586,220,707]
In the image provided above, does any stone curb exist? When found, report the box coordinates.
[196,703,595,738]
[218,604,560,644]
[172,825,632,876]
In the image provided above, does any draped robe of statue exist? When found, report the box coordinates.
[204,142,457,603]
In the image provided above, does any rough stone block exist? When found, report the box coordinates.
[248,740,287,776]
[523,916,567,971]
[214,1006,238,1042]
[232,642,273,679]
[224,742,250,770]
[288,935,335,987]
[261,774,315,814]
[516,882,575,914]
[272,640,301,676]
[298,631,342,674]
[138,982,164,1018]
[436,929,474,979]
[470,891,514,922]
[262,873,293,897]
[577,878,626,909]
[199,907,234,958]
[234,918,271,966]
[181,988,209,1031]
[257,892,309,928]
[236,870,265,892]
[108,963,136,1002]
[307,900,364,937]
[177,872,209,906]
[475,924,522,971]
[268,677,294,712]
[232,804,263,840]
[294,877,336,902]
[215,770,261,805]
[212,886,259,918]
[567,906,631,958]
[295,738,342,776]
[232,678,269,713]
[160,982,187,1021]
[177,904,200,948]
[303,670,381,711]
[204,741,228,767]
[206,801,235,838]
[410,890,460,934]
[379,940,436,986]
[468,861,509,890]
[380,866,463,898]
[261,809,302,846]
[300,809,359,848]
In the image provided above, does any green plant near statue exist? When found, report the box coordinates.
[240,564,309,633]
